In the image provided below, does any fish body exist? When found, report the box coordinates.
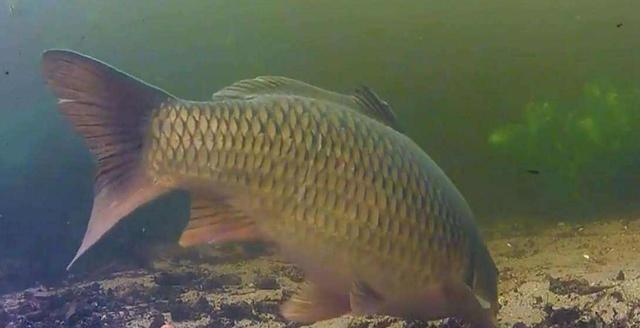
[41,50,498,327]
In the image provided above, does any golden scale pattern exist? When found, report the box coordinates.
[147,95,470,286]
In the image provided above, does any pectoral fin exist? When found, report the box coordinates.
[178,198,261,247]
[443,282,497,328]
[475,294,492,310]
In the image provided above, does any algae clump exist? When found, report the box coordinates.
[488,82,640,215]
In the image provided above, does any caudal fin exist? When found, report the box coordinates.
[42,49,175,269]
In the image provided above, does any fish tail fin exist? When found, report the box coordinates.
[42,49,175,270]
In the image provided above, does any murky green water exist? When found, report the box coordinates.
[0,0,638,316]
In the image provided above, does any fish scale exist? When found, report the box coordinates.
[146,95,469,292]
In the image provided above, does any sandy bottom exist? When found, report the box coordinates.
[2,218,640,328]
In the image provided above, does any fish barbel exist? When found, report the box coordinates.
[42,49,498,327]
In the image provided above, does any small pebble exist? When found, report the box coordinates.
[148,312,165,328]
[253,275,279,290]
[282,265,305,283]
[253,301,280,315]
[217,301,254,320]
[168,300,192,322]
[24,310,46,322]
[209,317,234,327]
[545,306,580,325]
[0,309,9,325]
[217,273,242,286]
[198,277,222,290]
[534,296,543,304]
[154,271,196,286]
[194,296,212,314]
[610,290,625,302]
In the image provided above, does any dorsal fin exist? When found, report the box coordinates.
[352,85,400,131]
[212,76,400,130]
[212,76,352,104]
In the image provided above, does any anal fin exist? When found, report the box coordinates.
[349,280,384,315]
[281,282,350,323]
[178,198,261,247]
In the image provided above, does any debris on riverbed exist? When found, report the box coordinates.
[2,219,640,327]
[548,276,612,295]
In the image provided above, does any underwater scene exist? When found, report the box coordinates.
[1,1,640,327]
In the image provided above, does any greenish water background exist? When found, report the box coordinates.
[0,0,638,288]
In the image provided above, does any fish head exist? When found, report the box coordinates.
[471,245,499,316]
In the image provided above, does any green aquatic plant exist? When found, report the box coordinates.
[488,82,640,213]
